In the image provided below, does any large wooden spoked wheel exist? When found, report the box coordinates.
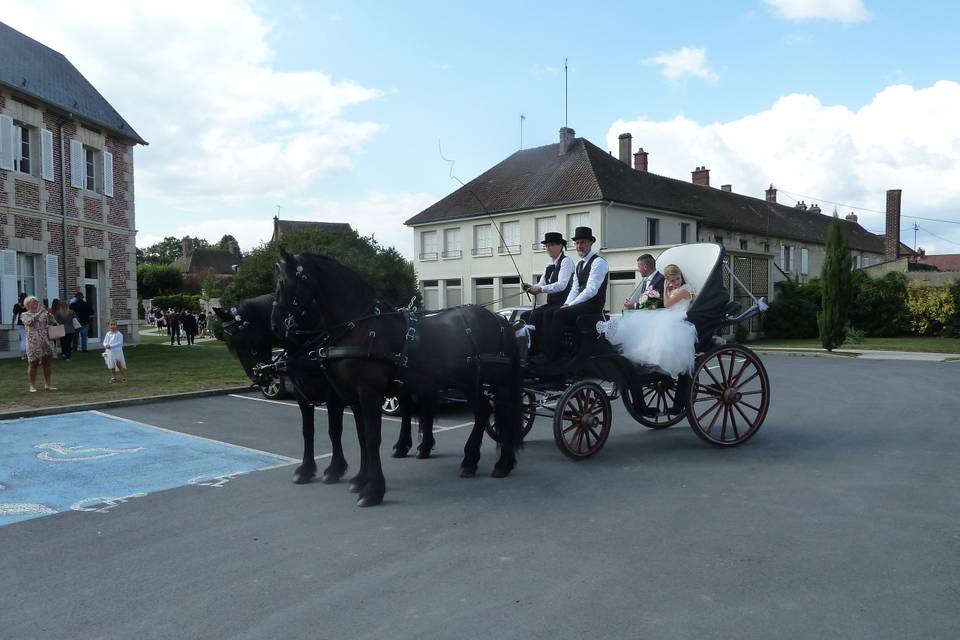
[553,381,612,459]
[687,345,770,446]
[621,378,686,429]
[484,391,537,443]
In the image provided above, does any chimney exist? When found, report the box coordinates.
[618,133,632,165]
[633,147,648,172]
[558,127,576,155]
[691,166,710,187]
[845,212,858,223]
[721,184,732,192]
[795,200,807,211]
[765,185,777,203]
[182,236,193,258]
[809,203,821,215]
[885,189,902,261]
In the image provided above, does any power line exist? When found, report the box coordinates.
[777,187,960,225]
[917,225,960,248]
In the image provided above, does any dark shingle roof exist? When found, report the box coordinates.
[172,249,239,275]
[275,220,352,235]
[406,137,889,253]
[0,21,146,145]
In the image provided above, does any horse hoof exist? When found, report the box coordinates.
[416,449,431,459]
[459,467,476,478]
[356,495,384,508]
[392,447,409,458]
[348,480,365,493]
[292,466,316,484]
[320,473,341,484]
[491,466,512,478]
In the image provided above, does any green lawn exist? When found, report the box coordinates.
[747,336,960,354]
[0,326,251,414]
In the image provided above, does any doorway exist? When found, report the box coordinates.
[83,260,102,340]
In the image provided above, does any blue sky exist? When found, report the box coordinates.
[4,0,959,255]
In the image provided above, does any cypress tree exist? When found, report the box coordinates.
[818,216,853,350]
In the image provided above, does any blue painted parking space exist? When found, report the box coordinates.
[0,410,295,526]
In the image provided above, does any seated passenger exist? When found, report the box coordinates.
[598,263,697,376]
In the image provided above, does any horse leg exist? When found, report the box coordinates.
[392,396,413,458]
[416,393,437,459]
[491,379,518,478]
[293,397,317,484]
[357,390,386,507]
[459,391,488,478]
[321,397,349,484]
[348,403,368,494]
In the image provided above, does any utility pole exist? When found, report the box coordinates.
[913,223,919,250]
[520,113,525,150]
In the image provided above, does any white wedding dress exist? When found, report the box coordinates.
[600,284,698,376]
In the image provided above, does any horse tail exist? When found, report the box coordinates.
[495,313,524,453]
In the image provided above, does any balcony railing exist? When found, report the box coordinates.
[498,244,522,255]
[441,250,462,259]
[531,242,546,252]
[471,247,493,257]
[419,252,438,261]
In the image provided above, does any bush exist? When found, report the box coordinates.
[906,285,956,335]
[849,271,909,336]
[763,292,819,339]
[944,279,960,338]
[151,293,201,313]
[137,264,184,299]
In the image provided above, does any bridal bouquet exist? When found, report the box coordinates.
[638,288,664,310]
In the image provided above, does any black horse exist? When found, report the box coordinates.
[272,252,523,507]
[217,296,438,486]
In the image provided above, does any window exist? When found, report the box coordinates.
[647,218,659,246]
[739,239,749,251]
[69,140,110,195]
[680,223,689,244]
[85,147,96,191]
[568,213,590,240]
[501,276,523,307]
[534,216,558,250]
[420,231,438,260]
[18,253,37,297]
[421,280,440,311]
[763,242,771,253]
[781,244,794,272]
[443,228,461,258]
[474,277,494,306]
[445,279,462,307]
[14,125,31,175]
[499,221,520,254]
[713,234,724,245]
[473,224,493,256]
[852,254,861,270]
[607,271,637,313]
[801,248,810,275]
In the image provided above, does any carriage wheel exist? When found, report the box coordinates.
[621,378,686,429]
[484,391,537,443]
[687,345,769,446]
[553,381,612,459]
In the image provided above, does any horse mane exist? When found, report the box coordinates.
[293,253,377,308]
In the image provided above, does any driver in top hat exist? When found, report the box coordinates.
[534,226,609,362]
[522,231,574,354]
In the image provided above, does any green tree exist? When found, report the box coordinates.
[138,236,210,265]
[222,227,415,307]
[200,274,222,301]
[137,264,184,299]
[817,217,853,350]
[215,234,239,251]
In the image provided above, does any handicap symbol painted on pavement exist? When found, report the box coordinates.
[188,471,245,488]
[34,442,145,461]
[0,482,57,518]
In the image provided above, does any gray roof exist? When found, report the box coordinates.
[172,249,239,275]
[0,21,147,145]
[272,219,352,241]
[406,137,894,254]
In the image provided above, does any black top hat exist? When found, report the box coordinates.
[571,226,596,242]
[540,231,567,246]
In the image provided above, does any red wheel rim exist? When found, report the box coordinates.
[555,383,611,458]
[624,378,686,429]
[688,346,769,446]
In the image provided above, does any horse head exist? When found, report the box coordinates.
[218,297,275,385]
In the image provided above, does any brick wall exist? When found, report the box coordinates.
[14,179,40,210]
[108,231,131,322]
[14,215,42,240]
[83,196,104,223]
[42,111,64,216]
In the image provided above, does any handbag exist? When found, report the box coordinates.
[71,317,82,330]
[48,324,66,340]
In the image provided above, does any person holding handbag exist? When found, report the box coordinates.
[20,296,57,392]
[55,299,78,360]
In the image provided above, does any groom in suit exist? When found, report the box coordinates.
[623,254,664,310]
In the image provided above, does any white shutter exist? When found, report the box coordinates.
[41,129,54,181]
[45,254,60,302]
[70,139,84,188]
[13,126,22,166]
[780,245,785,270]
[0,114,13,170]
[103,150,114,197]
[1,250,18,325]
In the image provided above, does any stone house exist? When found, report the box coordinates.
[0,22,146,356]
[170,236,242,293]
[270,216,351,242]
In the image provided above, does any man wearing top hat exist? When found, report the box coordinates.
[535,226,609,362]
[522,231,574,354]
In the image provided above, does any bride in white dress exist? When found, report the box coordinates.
[599,264,698,376]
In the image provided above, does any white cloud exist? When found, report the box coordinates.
[607,81,960,254]
[2,0,382,202]
[763,0,871,22]
[642,47,718,83]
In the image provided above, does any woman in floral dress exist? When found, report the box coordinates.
[20,295,57,392]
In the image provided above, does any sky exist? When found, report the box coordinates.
[2,0,959,257]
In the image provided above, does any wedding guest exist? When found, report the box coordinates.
[102,320,127,382]
[11,292,27,359]
[182,311,198,346]
[20,296,57,392]
[55,299,78,360]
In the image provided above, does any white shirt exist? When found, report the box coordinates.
[535,253,574,294]
[565,250,609,306]
[103,330,124,351]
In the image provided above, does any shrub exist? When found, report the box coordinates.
[151,293,201,313]
[137,264,184,299]
[849,271,909,336]
[818,218,853,350]
[943,279,960,338]
[906,285,956,335]
[763,293,819,339]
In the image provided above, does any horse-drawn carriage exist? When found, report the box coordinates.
[494,242,771,459]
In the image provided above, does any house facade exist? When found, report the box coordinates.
[406,128,899,334]
[0,22,146,357]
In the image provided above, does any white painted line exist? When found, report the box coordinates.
[227,393,404,424]
[434,421,476,433]
[92,410,299,464]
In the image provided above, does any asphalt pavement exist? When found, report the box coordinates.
[1,354,958,640]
